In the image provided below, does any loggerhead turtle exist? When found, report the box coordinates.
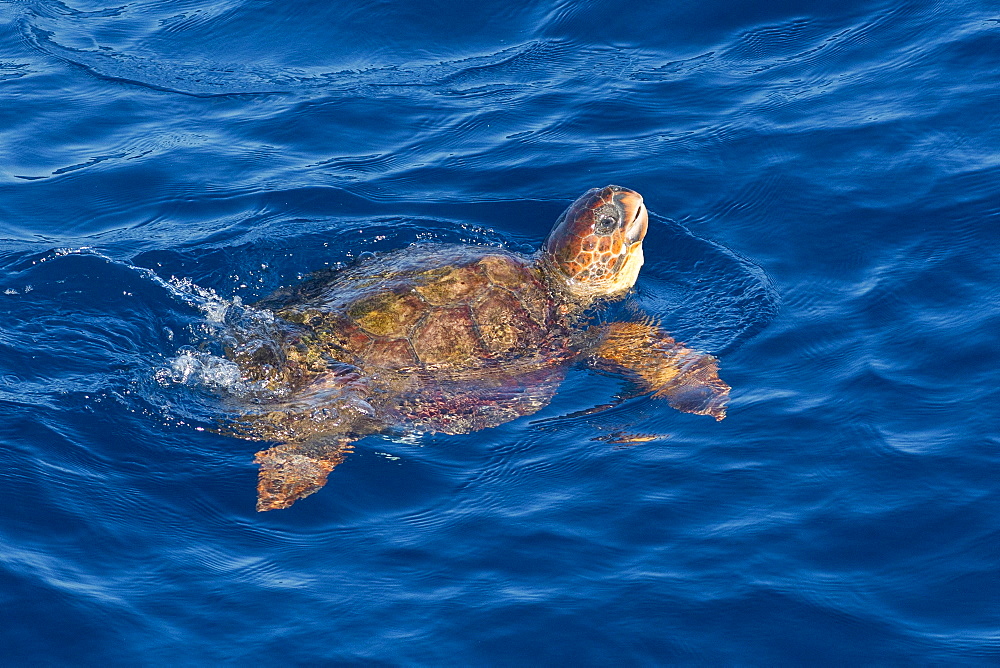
[226,186,730,511]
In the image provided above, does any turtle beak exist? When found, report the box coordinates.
[621,195,648,245]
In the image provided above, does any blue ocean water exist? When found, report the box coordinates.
[1,0,999,663]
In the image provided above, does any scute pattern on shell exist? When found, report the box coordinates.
[274,246,562,375]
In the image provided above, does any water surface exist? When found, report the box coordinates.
[1,0,998,663]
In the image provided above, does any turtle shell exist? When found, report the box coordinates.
[272,245,565,370]
[257,244,576,434]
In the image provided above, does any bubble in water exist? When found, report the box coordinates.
[159,348,249,395]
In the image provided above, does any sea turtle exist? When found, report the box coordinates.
[226,186,730,511]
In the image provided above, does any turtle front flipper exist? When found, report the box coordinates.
[588,322,730,420]
[254,438,355,511]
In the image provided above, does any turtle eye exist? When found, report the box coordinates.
[593,205,619,234]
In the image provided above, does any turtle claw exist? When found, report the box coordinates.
[254,442,353,511]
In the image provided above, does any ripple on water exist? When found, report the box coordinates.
[2,0,999,662]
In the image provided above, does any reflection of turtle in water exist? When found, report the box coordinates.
[228,186,729,511]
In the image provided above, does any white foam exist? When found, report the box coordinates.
[158,349,249,395]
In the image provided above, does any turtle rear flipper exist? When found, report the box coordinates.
[588,321,729,421]
[254,438,355,511]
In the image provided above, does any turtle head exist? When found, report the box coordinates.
[542,185,648,300]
